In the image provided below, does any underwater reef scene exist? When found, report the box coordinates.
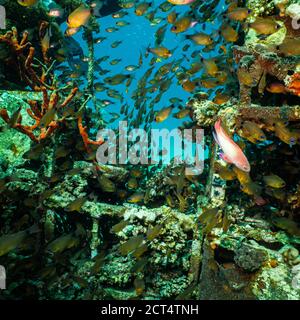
[0,0,300,301]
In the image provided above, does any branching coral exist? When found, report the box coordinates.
[78,115,104,152]
[0,26,53,91]
[0,86,78,142]
[0,27,103,150]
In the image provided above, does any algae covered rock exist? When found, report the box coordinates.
[0,91,40,177]
[234,242,268,272]
[198,218,300,300]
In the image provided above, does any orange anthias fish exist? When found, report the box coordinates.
[213,119,251,172]
[168,0,196,4]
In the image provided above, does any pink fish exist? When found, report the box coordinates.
[168,0,196,5]
[254,196,267,206]
[213,119,251,172]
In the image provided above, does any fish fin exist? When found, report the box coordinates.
[220,153,232,164]
[214,118,221,132]
[212,130,220,147]
[190,21,198,28]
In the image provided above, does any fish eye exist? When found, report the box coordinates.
[172,26,177,30]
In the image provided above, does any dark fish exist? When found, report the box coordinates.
[132,243,148,258]
[119,235,144,255]
[146,224,163,241]
[65,197,87,212]
[110,220,129,233]
[131,257,148,273]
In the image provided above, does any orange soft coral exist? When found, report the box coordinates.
[0,26,54,91]
[78,115,104,152]
[287,73,300,97]
[0,87,79,142]
[0,26,103,149]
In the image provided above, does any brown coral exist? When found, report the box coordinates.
[233,44,300,104]
[0,26,54,91]
[78,115,104,152]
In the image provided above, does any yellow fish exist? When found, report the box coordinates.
[119,235,144,255]
[265,188,286,201]
[65,197,87,212]
[186,33,213,46]
[65,27,80,37]
[213,92,230,105]
[227,7,251,21]
[240,181,262,196]
[233,166,252,184]
[41,27,51,56]
[167,11,177,24]
[173,108,190,119]
[249,18,280,35]
[0,225,39,257]
[266,82,286,94]
[278,37,300,56]
[47,234,79,254]
[221,24,239,42]
[274,121,298,146]
[263,175,286,188]
[201,78,220,89]
[146,224,163,241]
[215,163,236,181]
[17,0,38,6]
[119,1,135,9]
[239,121,266,143]
[134,278,145,296]
[130,168,143,178]
[67,5,91,29]
[272,217,300,236]
[171,16,195,33]
[147,46,172,58]
[127,192,144,204]
[98,175,116,193]
[127,177,138,189]
[135,2,151,16]
[155,105,174,122]
[202,59,218,77]
[182,79,198,92]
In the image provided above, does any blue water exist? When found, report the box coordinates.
[61,0,225,133]
[57,0,232,165]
